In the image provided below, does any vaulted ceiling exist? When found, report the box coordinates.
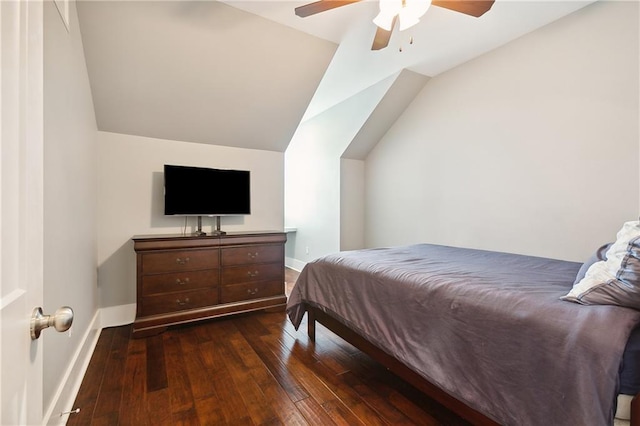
[77,1,336,152]
[77,0,595,154]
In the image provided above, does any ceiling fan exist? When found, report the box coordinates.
[294,0,495,50]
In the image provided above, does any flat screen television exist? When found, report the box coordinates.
[164,164,251,216]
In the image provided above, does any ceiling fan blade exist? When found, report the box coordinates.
[371,17,396,50]
[295,0,362,17]
[431,0,495,17]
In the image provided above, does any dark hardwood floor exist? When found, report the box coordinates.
[67,269,468,425]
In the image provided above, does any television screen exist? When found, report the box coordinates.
[164,165,251,216]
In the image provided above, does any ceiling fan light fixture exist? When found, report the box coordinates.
[378,0,403,14]
[398,12,420,31]
[405,0,431,17]
[399,0,430,30]
[373,0,431,32]
[373,0,401,30]
[373,10,396,31]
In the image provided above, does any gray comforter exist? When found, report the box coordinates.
[287,244,640,426]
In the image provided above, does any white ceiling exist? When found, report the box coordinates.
[222,0,596,67]
[222,0,596,120]
[77,0,338,152]
[77,0,597,153]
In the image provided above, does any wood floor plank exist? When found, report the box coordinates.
[347,351,449,425]
[321,398,368,426]
[118,337,147,425]
[202,321,256,424]
[163,333,196,414]
[177,325,201,353]
[231,323,310,425]
[171,407,200,426]
[218,335,280,425]
[236,312,271,337]
[91,326,130,423]
[197,339,225,373]
[265,332,339,405]
[88,411,118,426]
[181,334,217,400]
[296,351,388,426]
[146,333,168,392]
[193,321,213,343]
[346,352,443,426]
[342,370,415,426]
[312,326,363,374]
[236,317,309,403]
[295,396,340,426]
[210,366,253,424]
[70,269,468,425]
[146,389,172,425]
[388,390,443,426]
[194,394,226,424]
[274,319,387,425]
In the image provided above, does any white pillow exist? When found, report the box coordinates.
[561,220,640,310]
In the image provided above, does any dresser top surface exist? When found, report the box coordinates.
[132,230,284,241]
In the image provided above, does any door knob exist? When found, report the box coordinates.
[30,306,74,340]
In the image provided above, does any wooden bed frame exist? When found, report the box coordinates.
[304,304,640,426]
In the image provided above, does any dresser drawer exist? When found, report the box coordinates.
[142,249,219,274]
[221,263,283,285]
[142,269,218,296]
[141,288,218,316]
[221,245,283,266]
[221,280,283,304]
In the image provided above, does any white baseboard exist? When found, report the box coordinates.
[99,303,136,329]
[44,310,101,425]
[43,304,136,425]
[285,257,306,272]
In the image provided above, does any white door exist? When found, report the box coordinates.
[0,1,45,424]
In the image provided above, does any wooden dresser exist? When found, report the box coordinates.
[132,231,287,337]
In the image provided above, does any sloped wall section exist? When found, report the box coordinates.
[77,0,337,152]
[285,70,429,267]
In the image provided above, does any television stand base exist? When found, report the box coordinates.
[193,215,227,237]
[194,216,206,237]
[212,215,225,235]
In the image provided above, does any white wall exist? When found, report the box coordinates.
[285,74,397,266]
[366,0,639,262]
[340,158,365,251]
[97,132,284,308]
[43,0,99,418]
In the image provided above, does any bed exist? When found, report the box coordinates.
[287,236,640,426]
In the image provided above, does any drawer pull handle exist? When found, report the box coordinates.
[176,298,191,306]
[176,257,190,265]
[247,270,259,278]
[248,252,259,259]
[247,288,259,295]
[176,278,190,285]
